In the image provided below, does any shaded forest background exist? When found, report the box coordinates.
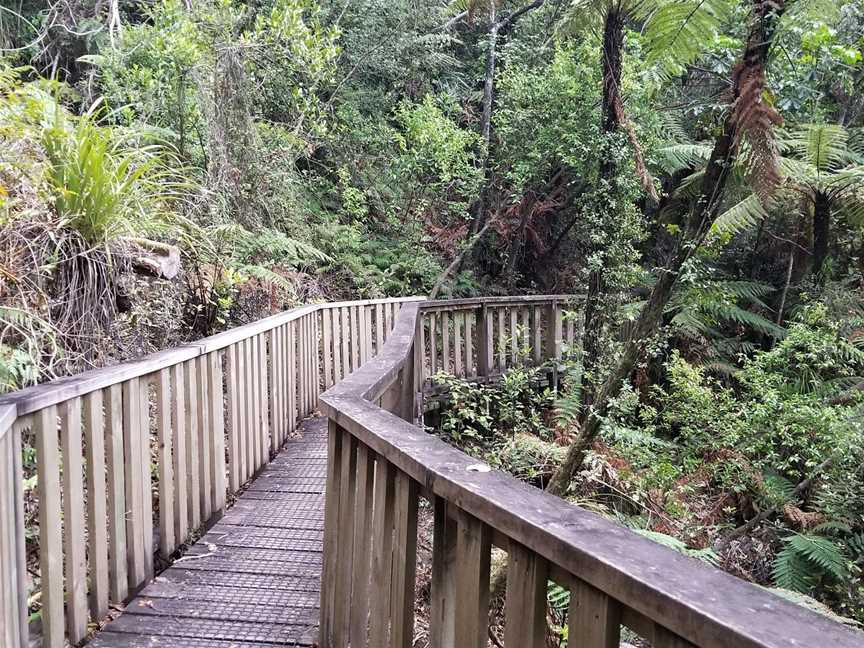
[2,0,864,633]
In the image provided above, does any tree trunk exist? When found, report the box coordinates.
[547,0,787,496]
[812,191,830,279]
[580,9,623,411]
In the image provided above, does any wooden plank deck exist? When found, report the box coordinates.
[88,417,327,648]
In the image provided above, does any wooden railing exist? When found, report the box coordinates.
[318,296,864,648]
[0,297,419,648]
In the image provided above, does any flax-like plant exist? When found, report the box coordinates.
[41,98,190,246]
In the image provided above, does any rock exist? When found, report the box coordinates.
[125,237,182,279]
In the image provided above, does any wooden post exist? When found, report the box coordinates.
[544,300,562,362]
[476,305,491,376]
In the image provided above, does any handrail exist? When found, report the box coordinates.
[0,297,423,416]
[0,296,421,648]
[318,297,864,648]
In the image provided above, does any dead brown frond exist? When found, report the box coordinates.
[730,0,785,203]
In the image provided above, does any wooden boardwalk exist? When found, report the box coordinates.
[88,417,328,648]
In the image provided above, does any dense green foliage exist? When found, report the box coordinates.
[2,0,864,631]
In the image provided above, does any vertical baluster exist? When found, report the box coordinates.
[12,420,28,647]
[279,325,288,444]
[510,307,519,363]
[1,423,27,648]
[429,313,438,376]
[568,579,621,648]
[454,511,491,648]
[258,333,269,464]
[351,306,361,370]
[269,328,279,450]
[171,363,188,546]
[123,378,146,588]
[417,312,427,386]
[349,444,375,647]
[522,306,531,356]
[453,312,463,377]
[429,498,457,648]
[375,303,385,352]
[497,307,506,372]
[340,308,351,377]
[320,422,343,647]
[441,311,450,374]
[35,406,64,647]
[210,351,227,513]
[332,309,342,383]
[368,458,395,646]
[383,301,392,340]
[390,471,419,648]
[298,319,307,417]
[358,306,369,364]
[333,433,358,646]
[465,312,474,377]
[504,542,548,647]
[155,370,174,558]
[225,345,241,494]
[299,319,308,416]
[195,355,213,522]
[251,336,262,471]
[105,386,128,602]
[60,398,87,643]
[139,377,154,580]
[323,309,334,387]
[566,312,575,348]
[532,305,542,364]
[239,340,250,483]
[84,391,109,622]
[312,315,321,407]
[1,434,12,647]
[185,363,201,529]
[288,321,297,432]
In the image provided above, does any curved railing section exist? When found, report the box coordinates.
[0,297,420,648]
[318,296,863,648]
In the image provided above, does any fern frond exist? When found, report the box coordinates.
[633,529,719,565]
[654,142,713,174]
[785,123,850,175]
[773,542,818,592]
[786,534,847,580]
[639,0,732,79]
[711,194,768,236]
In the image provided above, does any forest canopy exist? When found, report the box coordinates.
[1,0,863,632]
